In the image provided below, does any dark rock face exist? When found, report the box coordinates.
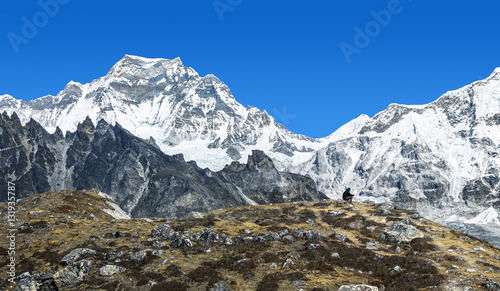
[462,179,496,207]
[483,278,500,291]
[53,260,94,289]
[220,150,324,205]
[0,113,327,218]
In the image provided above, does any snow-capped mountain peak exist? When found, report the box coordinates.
[0,55,330,170]
[0,94,24,108]
[322,114,370,142]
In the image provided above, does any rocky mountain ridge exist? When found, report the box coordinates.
[0,112,326,218]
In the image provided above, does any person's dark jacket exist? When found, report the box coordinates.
[342,189,354,200]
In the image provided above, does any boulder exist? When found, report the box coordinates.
[306,243,321,250]
[366,242,380,250]
[264,232,280,241]
[152,241,166,249]
[483,279,500,291]
[338,285,379,291]
[381,220,424,244]
[197,226,220,244]
[295,229,322,241]
[389,265,403,275]
[15,275,38,291]
[151,224,176,240]
[99,265,126,277]
[334,232,348,242]
[282,251,303,269]
[53,260,94,289]
[129,250,147,261]
[170,236,193,249]
[61,248,96,265]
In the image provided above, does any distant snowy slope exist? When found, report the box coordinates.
[465,206,500,225]
[292,68,500,224]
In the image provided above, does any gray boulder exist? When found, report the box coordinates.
[152,241,166,249]
[170,236,193,249]
[338,285,379,291]
[282,251,303,269]
[53,260,94,289]
[61,248,96,265]
[295,229,322,241]
[366,242,380,250]
[129,250,147,261]
[381,220,424,244]
[100,265,126,277]
[264,232,280,241]
[15,274,37,291]
[483,279,500,291]
[334,232,348,242]
[400,217,415,225]
[306,243,321,250]
[389,265,403,275]
[151,224,176,240]
[197,226,220,244]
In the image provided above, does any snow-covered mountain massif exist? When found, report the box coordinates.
[292,69,500,218]
[291,67,500,246]
[1,55,500,245]
[0,55,333,171]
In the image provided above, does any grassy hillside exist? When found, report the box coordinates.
[1,190,500,290]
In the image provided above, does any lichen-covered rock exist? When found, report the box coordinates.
[264,232,280,241]
[151,224,176,240]
[381,220,424,244]
[129,250,147,261]
[366,242,380,250]
[483,279,500,291]
[197,226,220,244]
[15,274,37,291]
[295,229,322,241]
[99,265,126,277]
[53,260,94,289]
[282,251,303,269]
[61,248,97,265]
[170,236,193,249]
[338,285,379,291]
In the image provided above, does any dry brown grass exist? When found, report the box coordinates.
[0,191,499,290]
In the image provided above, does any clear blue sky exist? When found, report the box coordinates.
[1,1,499,138]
